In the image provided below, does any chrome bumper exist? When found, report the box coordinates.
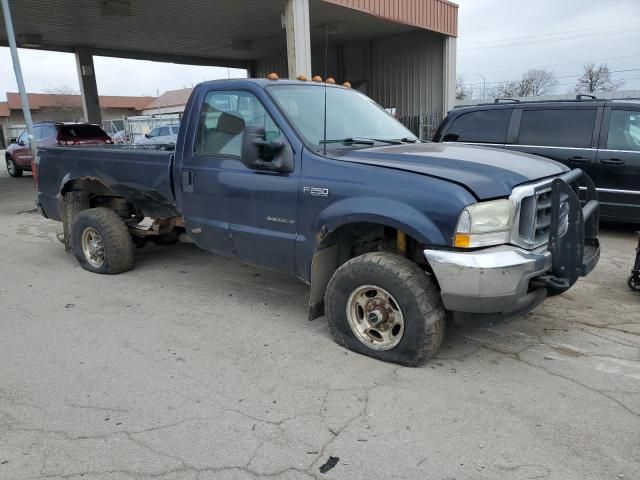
[424,245,552,315]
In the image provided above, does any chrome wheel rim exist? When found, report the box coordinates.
[6,159,16,175]
[346,285,405,351]
[81,227,105,268]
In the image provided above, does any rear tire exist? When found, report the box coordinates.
[6,158,23,177]
[629,274,640,291]
[325,252,445,366]
[71,207,135,274]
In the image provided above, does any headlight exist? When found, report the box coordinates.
[453,199,514,248]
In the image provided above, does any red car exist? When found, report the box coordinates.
[5,122,112,177]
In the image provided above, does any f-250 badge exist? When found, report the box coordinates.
[303,186,329,197]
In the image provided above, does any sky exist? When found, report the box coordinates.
[1,0,639,101]
[454,0,640,97]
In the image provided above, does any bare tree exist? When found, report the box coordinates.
[518,69,558,96]
[42,85,84,121]
[490,80,520,99]
[456,76,471,100]
[575,63,624,94]
[491,69,558,99]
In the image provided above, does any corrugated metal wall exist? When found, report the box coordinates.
[253,29,444,139]
[370,30,443,137]
[321,0,458,37]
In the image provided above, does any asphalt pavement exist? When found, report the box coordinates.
[0,165,638,480]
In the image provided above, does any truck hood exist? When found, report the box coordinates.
[338,143,568,199]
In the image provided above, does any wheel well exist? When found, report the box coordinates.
[308,222,430,320]
[61,179,139,218]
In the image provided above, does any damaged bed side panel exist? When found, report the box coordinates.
[36,146,179,221]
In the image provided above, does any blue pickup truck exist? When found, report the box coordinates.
[35,78,600,365]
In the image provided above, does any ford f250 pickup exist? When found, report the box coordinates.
[35,78,601,366]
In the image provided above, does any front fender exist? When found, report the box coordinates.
[315,196,448,246]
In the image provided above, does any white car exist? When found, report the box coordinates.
[135,124,180,145]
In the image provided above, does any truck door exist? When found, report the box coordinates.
[176,89,299,274]
[594,107,640,221]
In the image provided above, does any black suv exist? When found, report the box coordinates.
[433,97,640,223]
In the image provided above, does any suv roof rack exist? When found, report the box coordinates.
[575,94,597,100]
[494,98,520,104]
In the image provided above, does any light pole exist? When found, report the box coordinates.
[1,0,35,148]
[478,73,487,100]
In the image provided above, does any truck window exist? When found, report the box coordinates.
[518,109,596,148]
[607,110,640,151]
[443,109,511,143]
[158,127,170,137]
[195,91,280,156]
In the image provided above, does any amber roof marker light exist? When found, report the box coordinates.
[296,74,308,81]
[266,72,279,80]
[342,81,351,88]
[312,75,323,82]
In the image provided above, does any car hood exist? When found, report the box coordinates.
[337,143,568,199]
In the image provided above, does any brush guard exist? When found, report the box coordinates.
[532,169,600,295]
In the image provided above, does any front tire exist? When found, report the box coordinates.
[325,252,445,366]
[6,158,23,177]
[71,207,135,274]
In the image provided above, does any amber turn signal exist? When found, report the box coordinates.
[453,233,471,248]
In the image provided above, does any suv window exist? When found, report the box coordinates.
[443,109,511,144]
[59,124,107,139]
[41,125,57,141]
[158,127,170,136]
[34,125,44,140]
[170,126,180,135]
[195,90,280,156]
[518,109,596,148]
[607,109,640,151]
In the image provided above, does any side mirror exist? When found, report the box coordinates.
[18,140,26,146]
[442,133,460,142]
[9,138,16,145]
[144,133,150,138]
[241,126,293,173]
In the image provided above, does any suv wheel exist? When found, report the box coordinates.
[6,158,23,177]
[325,252,445,366]
[71,207,135,274]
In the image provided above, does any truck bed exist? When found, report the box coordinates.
[36,145,178,221]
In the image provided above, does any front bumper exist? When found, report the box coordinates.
[424,245,552,315]
[425,168,601,324]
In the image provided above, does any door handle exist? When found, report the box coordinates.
[600,158,626,165]
[182,170,194,193]
[568,156,590,164]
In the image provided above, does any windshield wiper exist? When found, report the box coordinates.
[399,137,419,143]
[320,137,376,145]
[319,137,405,146]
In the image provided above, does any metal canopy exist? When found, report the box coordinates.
[0,0,418,67]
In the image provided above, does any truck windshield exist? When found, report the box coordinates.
[268,84,416,150]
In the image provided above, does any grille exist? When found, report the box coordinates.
[517,188,570,247]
